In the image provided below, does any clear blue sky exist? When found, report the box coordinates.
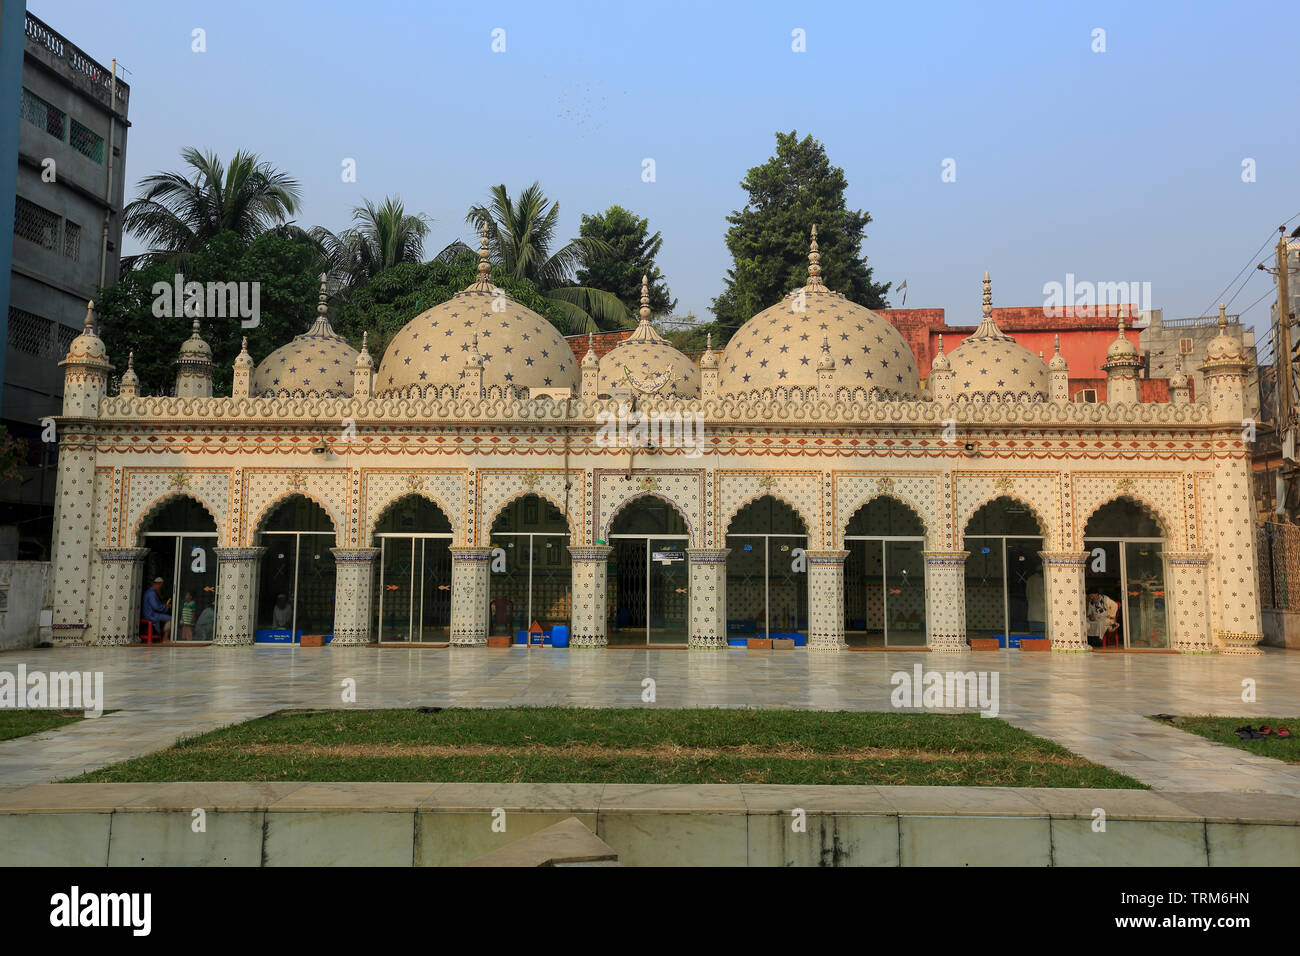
[40,0,1300,342]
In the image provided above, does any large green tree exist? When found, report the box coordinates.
[466,182,631,333]
[121,148,302,269]
[710,131,890,342]
[330,250,580,358]
[575,205,676,316]
[96,231,320,395]
[313,196,432,292]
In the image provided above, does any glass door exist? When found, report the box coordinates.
[884,539,926,646]
[376,534,451,643]
[1084,538,1166,648]
[648,538,688,644]
[1124,542,1168,648]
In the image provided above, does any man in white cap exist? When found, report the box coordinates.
[142,577,172,640]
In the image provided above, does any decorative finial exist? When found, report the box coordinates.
[1054,334,1061,352]
[318,273,329,316]
[640,274,651,322]
[1218,302,1227,332]
[982,272,992,319]
[191,316,201,336]
[1117,305,1126,336]
[83,300,95,333]
[806,225,826,291]
[706,332,713,351]
[127,350,134,369]
[937,334,945,353]
[817,333,835,370]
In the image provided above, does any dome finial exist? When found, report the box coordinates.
[582,331,598,368]
[127,350,134,369]
[191,315,201,337]
[982,271,992,319]
[317,273,329,317]
[805,224,826,291]
[700,331,718,369]
[83,300,96,333]
[468,228,494,292]
[1218,302,1227,332]
[640,274,651,322]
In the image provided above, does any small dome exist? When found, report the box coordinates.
[699,333,718,369]
[376,234,578,395]
[62,301,110,367]
[234,337,253,370]
[1204,304,1242,363]
[1169,356,1189,390]
[253,278,357,397]
[119,351,140,388]
[718,227,920,398]
[930,335,950,371]
[581,333,598,369]
[1048,335,1068,371]
[597,276,699,398]
[946,273,1048,401]
[177,318,212,362]
[1106,312,1139,360]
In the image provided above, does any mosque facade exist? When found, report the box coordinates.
[47,231,1264,655]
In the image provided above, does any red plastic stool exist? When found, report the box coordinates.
[139,619,161,644]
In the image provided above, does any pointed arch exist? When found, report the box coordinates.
[132,492,220,545]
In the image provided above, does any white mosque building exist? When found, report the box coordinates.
[46,230,1263,655]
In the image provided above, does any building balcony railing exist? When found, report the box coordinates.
[1160,313,1240,329]
[24,11,129,111]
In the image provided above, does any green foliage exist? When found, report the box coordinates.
[121,147,302,269]
[96,231,321,396]
[575,205,676,315]
[711,131,891,343]
[466,182,631,332]
[313,196,432,292]
[330,252,580,358]
[0,424,28,485]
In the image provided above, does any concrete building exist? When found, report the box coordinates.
[1140,309,1258,419]
[1,8,129,555]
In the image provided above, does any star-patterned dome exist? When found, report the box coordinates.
[377,234,578,395]
[946,273,1048,401]
[718,226,920,398]
[1203,304,1243,364]
[252,276,358,397]
[597,276,699,398]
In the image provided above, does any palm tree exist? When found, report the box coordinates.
[315,196,432,292]
[121,147,302,269]
[466,182,630,333]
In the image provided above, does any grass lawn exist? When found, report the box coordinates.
[70,708,1145,788]
[0,709,86,742]
[1152,715,1300,764]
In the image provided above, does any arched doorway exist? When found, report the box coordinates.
[373,496,453,643]
[489,495,572,640]
[725,496,808,642]
[1083,498,1168,649]
[608,496,689,645]
[139,497,218,642]
[962,497,1046,645]
[843,497,926,647]
[256,496,337,642]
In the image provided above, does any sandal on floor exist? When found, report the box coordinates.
[1234,726,1255,740]
[1259,725,1274,736]
[1277,726,1292,738]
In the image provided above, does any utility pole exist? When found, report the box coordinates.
[1261,226,1298,519]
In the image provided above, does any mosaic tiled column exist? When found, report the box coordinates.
[94,547,149,646]
[687,548,729,648]
[330,547,380,645]
[569,545,613,647]
[1039,551,1090,653]
[1165,551,1214,653]
[1211,459,1264,655]
[49,438,96,644]
[923,551,968,652]
[213,547,264,646]
[450,547,491,646]
[806,550,848,651]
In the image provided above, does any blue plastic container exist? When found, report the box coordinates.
[255,628,298,644]
[551,625,569,648]
[726,636,749,647]
[515,630,529,645]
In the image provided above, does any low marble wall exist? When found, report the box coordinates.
[0,783,1296,866]
[0,561,50,650]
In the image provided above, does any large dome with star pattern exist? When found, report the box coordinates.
[377,244,578,396]
[718,229,920,398]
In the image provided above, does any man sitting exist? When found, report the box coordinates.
[142,577,172,640]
